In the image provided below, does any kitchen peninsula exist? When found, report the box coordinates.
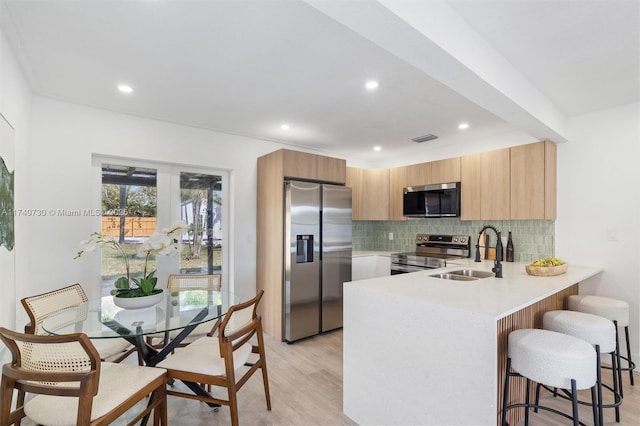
[342,259,603,426]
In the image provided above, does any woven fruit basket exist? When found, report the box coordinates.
[525,263,568,276]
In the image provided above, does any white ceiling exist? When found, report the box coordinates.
[1,0,638,166]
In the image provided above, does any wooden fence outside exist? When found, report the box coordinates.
[102,217,157,238]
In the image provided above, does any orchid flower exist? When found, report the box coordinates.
[75,220,187,297]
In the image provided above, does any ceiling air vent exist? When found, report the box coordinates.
[411,134,438,143]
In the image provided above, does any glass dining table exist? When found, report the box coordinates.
[42,289,237,367]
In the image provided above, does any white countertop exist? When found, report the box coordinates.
[345,258,603,319]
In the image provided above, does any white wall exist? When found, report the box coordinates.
[556,101,640,363]
[0,27,32,363]
[17,97,306,330]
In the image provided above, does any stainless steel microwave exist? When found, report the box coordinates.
[403,182,461,217]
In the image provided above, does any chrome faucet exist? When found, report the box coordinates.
[474,225,503,278]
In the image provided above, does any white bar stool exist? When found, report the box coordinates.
[541,310,621,424]
[569,295,636,396]
[501,328,598,426]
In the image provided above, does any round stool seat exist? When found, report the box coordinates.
[509,329,596,390]
[543,310,616,353]
[568,295,629,327]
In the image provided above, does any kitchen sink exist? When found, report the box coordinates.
[428,272,479,282]
[428,269,495,281]
[448,269,495,279]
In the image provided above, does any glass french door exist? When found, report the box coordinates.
[97,156,228,296]
[171,166,228,291]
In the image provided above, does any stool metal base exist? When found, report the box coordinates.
[601,322,636,397]
[535,347,622,424]
[502,357,599,426]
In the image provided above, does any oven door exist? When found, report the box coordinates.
[390,263,431,275]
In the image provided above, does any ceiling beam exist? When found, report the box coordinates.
[305,0,568,143]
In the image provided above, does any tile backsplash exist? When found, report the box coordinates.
[352,219,555,263]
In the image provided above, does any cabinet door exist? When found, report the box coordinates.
[282,150,317,179]
[544,141,557,220]
[346,167,362,219]
[460,153,481,220]
[480,148,510,220]
[359,169,390,220]
[317,155,346,184]
[405,162,432,186]
[510,141,556,219]
[431,157,461,183]
[510,143,544,219]
[376,255,391,277]
[352,256,378,281]
[389,167,407,221]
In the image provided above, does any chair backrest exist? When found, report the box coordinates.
[0,327,100,425]
[167,273,222,291]
[218,290,264,354]
[21,284,88,335]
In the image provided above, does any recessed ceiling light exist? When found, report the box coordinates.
[280,124,290,130]
[373,146,382,151]
[117,84,133,94]
[458,122,469,130]
[365,81,379,90]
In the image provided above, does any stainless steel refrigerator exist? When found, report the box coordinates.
[283,180,352,342]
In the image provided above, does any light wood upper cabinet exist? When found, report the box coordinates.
[389,167,407,221]
[347,167,389,220]
[360,169,390,221]
[480,148,511,220]
[282,150,317,180]
[345,167,362,219]
[316,154,346,184]
[281,149,346,183]
[405,162,432,186]
[460,153,481,220]
[510,141,556,219]
[544,142,557,220]
[347,141,555,222]
[431,157,461,184]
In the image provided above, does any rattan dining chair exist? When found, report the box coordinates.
[21,283,137,363]
[147,274,223,348]
[156,290,271,426]
[0,327,167,426]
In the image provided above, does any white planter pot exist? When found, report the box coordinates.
[113,290,165,309]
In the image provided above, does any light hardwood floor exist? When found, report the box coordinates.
[16,329,639,425]
[163,329,355,425]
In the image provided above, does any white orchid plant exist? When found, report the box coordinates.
[75,220,188,298]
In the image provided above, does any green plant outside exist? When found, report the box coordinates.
[101,243,222,278]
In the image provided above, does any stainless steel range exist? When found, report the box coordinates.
[390,234,471,274]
